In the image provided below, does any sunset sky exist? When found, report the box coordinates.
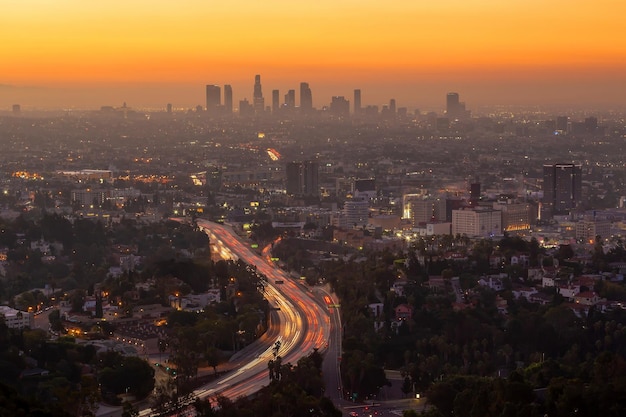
[2,0,626,111]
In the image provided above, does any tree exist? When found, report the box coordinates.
[98,354,155,399]
[121,401,139,417]
[204,346,222,375]
[401,376,414,397]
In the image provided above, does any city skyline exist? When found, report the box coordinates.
[2,0,626,110]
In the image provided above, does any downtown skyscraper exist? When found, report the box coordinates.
[224,84,233,114]
[300,82,312,114]
[253,74,264,115]
[206,85,221,114]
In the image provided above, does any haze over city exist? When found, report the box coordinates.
[3,0,626,110]
[4,2,626,417]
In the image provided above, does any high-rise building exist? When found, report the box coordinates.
[239,99,254,117]
[206,85,221,114]
[446,92,459,117]
[284,90,295,110]
[272,89,279,114]
[469,182,481,206]
[556,116,569,133]
[354,89,361,114]
[285,161,319,197]
[342,197,369,228]
[300,82,313,113]
[223,85,233,114]
[330,96,350,117]
[253,75,264,115]
[446,92,468,119]
[542,163,582,218]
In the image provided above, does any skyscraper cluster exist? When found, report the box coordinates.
[202,75,470,120]
[204,84,233,116]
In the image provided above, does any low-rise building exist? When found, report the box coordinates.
[0,306,33,329]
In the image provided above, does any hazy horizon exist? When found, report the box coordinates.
[2,76,625,114]
[3,0,626,112]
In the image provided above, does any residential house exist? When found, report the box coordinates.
[394,304,413,321]
[574,291,602,306]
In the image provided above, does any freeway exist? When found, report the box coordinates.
[186,220,331,406]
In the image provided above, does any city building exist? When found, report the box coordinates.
[300,82,313,113]
[493,201,531,233]
[239,98,254,117]
[272,89,279,114]
[354,178,376,200]
[0,306,33,329]
[445,92,469,119]
[330,96,350,117]
[205,85,221,114]
[408,199,447,227]
[341,197,370,228]
[542,163,582,218]
[285,161,319,197]
[71,189,108,207]
[284,90,296,110]
[452,208,502,237]
[253,74,264,115]
[576,217,611,243]
[354,89,361,114]
[224,84,233,114]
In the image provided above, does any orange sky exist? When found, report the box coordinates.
[2,0,626,110]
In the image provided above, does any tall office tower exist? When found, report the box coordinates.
[272,89,280,114]
[584,117,598,133]
[389,99,396,114]
[330,96,350,117]
[300,82,313,113]
[239,99,254,117]
[469,182,480,206]
[556,116,569,133]
[206,85,221,114]
[285,161,319,197]
[284,90,296,109]
[12,104,21,114]
[302,160,319,197]
[223,84,233,114]
[542,163,582,218]
[354,89,362,114]
[166,103,172,114]
[446,92,460,118]
[253,74,264,115]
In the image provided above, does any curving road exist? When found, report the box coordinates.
[100,220,340,417]
[187,221,331,405]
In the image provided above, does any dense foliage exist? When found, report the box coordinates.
[193,350,341,417]
[315,235,626,416]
